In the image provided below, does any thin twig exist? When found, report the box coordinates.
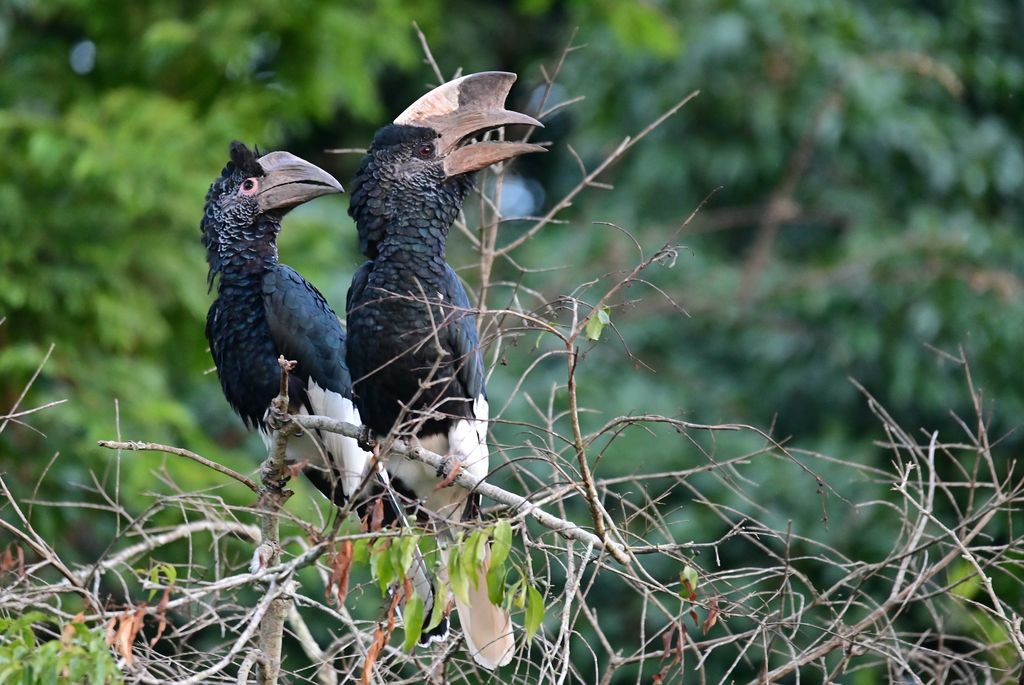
[97,440,258,493]
[0,342,55,436]
[496,91,699,257]
[412,21,445,84]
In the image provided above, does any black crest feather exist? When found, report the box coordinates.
[229,141,264,177]
[370,124,437,149]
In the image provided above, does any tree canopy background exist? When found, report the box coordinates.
[1,1,1022,683]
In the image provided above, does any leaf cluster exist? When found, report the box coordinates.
[0,612,122,685]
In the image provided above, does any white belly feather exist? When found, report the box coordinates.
[388,394,490,521]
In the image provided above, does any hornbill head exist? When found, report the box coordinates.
[202,141,343,284]
[349,72,544,258]
[392,71,545,178]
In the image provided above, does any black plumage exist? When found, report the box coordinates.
[202,142,363,505]
[347,125,484,440]
[202,141,445,644]
[345,73,544,670]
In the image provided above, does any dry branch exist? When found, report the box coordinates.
[254,356,300,685]
[495,90,699,258]
[97,440,258,492]
[290,413,689,559]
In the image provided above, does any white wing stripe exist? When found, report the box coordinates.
[305,380,372,500]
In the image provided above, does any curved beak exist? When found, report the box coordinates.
[255,151,344,212]
[394,71,546,178]
[442,139,546,177]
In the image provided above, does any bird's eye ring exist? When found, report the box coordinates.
[240,178,259,196]
[416,144,435,158]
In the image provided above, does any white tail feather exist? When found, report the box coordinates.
[388,394,515,667]
[459,553,514,668]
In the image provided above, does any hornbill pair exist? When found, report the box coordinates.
[201,73,543,670]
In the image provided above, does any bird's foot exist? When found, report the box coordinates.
[259,458,291,491]
[264,402,291,432]
[434,457,463,489]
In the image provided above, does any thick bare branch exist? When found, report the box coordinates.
[254,356,300,685]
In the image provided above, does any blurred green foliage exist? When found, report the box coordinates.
[0,612,122,684]
[1,0,1022,681]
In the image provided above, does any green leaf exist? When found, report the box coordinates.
[353,538,370,564]
[401,592,425,651]
[474,531,489,566]
[532,320,562,348]
[525,583,545,643]
[448,545,470,605]
[486,564,506,606]
[425,576,447,632]
[0,611,122,684]
[489,520,513,569]
[511,579,527,610]
[461,530,485,587]
[94,656,110,685]
[148,563,177,601]
[585,306,611,341]
[391,534,419,578]
[370,538,394,595]
[471,532,489,588]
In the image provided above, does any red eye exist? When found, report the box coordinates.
[417,144,435,158]
[240,178,258,195]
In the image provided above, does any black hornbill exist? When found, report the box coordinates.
[346,73,544,669]
[202,142,444,641]
[202,142,369,505]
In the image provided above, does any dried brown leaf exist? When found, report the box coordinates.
[60,617,78,648]
[359,626,386,685]
[1,544,23,577]
[326,539,354,605]
[702,597,720,635]
[674,623,685,665]
[660,627,673,654]
[287,458,309,480]
[368,497,384,533]
[359,590,402,685]
[104,617,116,647]
[149,586,173,647]
[112,604,146,667]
